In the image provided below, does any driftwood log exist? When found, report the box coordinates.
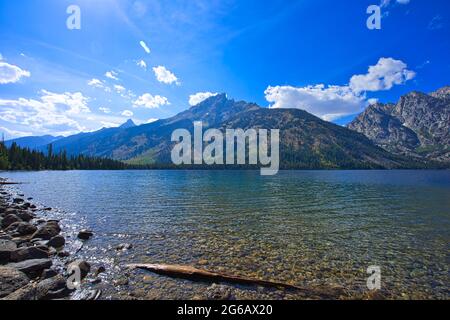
[127,263,347,298]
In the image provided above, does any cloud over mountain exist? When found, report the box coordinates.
[266,58,415,121]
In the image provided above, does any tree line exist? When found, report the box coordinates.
[0,142,127,171]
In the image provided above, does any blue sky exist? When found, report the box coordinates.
[0,0,448,138]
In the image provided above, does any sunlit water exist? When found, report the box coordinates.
[1,170,449,300]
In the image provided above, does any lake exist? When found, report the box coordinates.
[1,170,449,299]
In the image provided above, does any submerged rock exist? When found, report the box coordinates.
[94,266,106,276]
[116,243,133,251]
[204,284,234,300]
[77,230,93,240]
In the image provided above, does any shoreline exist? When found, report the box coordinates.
[0,177,102,300]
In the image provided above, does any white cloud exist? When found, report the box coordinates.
[381,0,410,7]
[114,85,126,93]
[428,15,444,30]
[0,61,31,84]
[0,126,33,139]
[39,90,91,115]
[265,85,365,121]
[152,66,179,85]
[146,118,159,124]
[100,121,121,128]
[189,92,218,106]
[140,41,151,54]
[88,78,103,87]
[349,57,415,93]
[105,70,119,81]
[0,90,91,136]
[265,57,415,121]
[88,78,111,92]
[132,1,147,17]
[137,60,147,69]
[134,93,170,109]
[121,110,134,117]
[99,107,111,114]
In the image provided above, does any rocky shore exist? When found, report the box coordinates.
[0,178,101,300]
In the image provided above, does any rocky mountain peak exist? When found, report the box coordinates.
[119,119,136,129]
[430,86,450,100]
[348,86,450,163]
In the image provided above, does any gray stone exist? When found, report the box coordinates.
[7,259,52,278]
[1,214,22,229]
[0,266,30,298]
[204,284,234,300]
[3,274,71,300]
[15,211,34,222]
[47,235,65,248]
[0,239,17,264]
[31,221,61,240]
[15,222,37,236]
[10,246,49,262]
[41,269,58,280]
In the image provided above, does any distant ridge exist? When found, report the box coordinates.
[4,135,62,150]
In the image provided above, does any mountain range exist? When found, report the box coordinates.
[4,135,62,149]
[4,87,449,169]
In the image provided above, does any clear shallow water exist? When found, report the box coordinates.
[1,170,449,299]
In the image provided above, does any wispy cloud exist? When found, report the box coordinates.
[87,78,111,92]
[99,107,111,114]
[428,15,444,30]
[137,60,147,69]
[121,110,134,117]
[105,70,119,81]
[0,61,31,84]
[139,41,151,54]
